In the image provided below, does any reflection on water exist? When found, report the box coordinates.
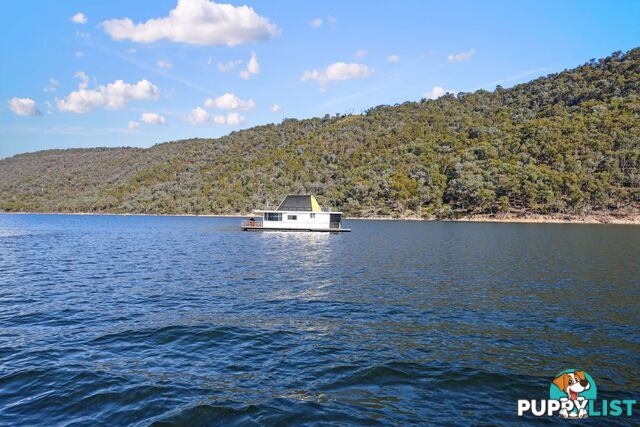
[254,231,335,302]
[0,214,638,425]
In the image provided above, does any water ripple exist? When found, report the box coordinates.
[1,214,639,425]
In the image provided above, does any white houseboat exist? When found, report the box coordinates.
[241,195,350,232]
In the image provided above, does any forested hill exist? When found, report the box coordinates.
[1,48,639,218]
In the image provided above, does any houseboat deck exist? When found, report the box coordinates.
[241,219,351,232]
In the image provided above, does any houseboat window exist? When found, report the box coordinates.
[310,213,315,219]
[287,215,297,220]
[265,212,282,221]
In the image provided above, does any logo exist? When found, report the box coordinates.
[517,369,636,419]
[550,369,597,418]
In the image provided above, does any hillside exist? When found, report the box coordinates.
[1,48,639,219]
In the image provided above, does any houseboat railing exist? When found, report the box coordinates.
[241,219,263,228]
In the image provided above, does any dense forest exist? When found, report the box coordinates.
[1,48,639,218]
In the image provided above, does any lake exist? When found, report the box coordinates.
[0,214,638,425]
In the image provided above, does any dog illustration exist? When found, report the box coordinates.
[553,370,591,418]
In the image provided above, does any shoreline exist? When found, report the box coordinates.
[349,213,640,225]
[1,211,638,225]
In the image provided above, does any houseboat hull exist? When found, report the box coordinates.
[241,224,351,232]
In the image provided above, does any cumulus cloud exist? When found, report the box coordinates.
[204,93,255,110]
[270,103,281,112]
[448,49,475,63]
[354,49,368,58]
[300,62,373,89]
[224,112,244,125]
[218,59,242,72]
[423,86,451,100]
[71,13,87,24]
[140,112,167,125]
[57,78,159,113]
[186,106,245,125]
[8,98,41,116]
[101,0,279,46]
[75,51,85,58]
[186,106,209,124]
[157,60,173,69]
[308,18,323,28]
[239,51,260,79]
[387,54,400,63]
[128,120,140,129]
[44,78,59,93]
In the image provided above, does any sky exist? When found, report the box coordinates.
[1,0,639,159]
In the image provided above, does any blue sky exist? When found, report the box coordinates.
[1,0,639,159]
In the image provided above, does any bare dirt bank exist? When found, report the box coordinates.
[349,212,640,224]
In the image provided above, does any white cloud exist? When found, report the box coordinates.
[43,101,53,114]
[71,13,87,24]
[157,60,173,69]
[308,18,322,28]
[300,62,373,89]
[423,86,451,100]
[387,54,400,63]
[187,107,245,125]
[74,71,90,89]
[354,49,368,58]
[270,103,281,112]
[247,52,260,74]
[217,59,242,72]
[127,48,137,54]
[239,51,260,79]
[8,98,41,116]
[57,78,159,113]
[128,120,140,129]
[207,55,213,65]
[101,0,279,46]
[204,93,255,110]
[140,112,167,125]
[75,51,85,58]
[225,112,244,125]
[327,16,337,28]
[44,78,59,93]
[448,49,475,63]
[187,107,209,124]
[76,31,90,39]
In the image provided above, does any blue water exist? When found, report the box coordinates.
[0,214,638,425]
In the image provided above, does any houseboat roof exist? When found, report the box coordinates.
[251,195,342,214]
[277,195,322,212]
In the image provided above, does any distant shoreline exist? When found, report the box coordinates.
[2,211,638,225]
[351,214,640,225]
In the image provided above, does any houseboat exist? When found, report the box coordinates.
[241,195,350,232]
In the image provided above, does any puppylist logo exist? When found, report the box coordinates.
[518,369,637,419]
[550,369,596,418]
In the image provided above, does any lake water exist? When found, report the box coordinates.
[0,214,638,425]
